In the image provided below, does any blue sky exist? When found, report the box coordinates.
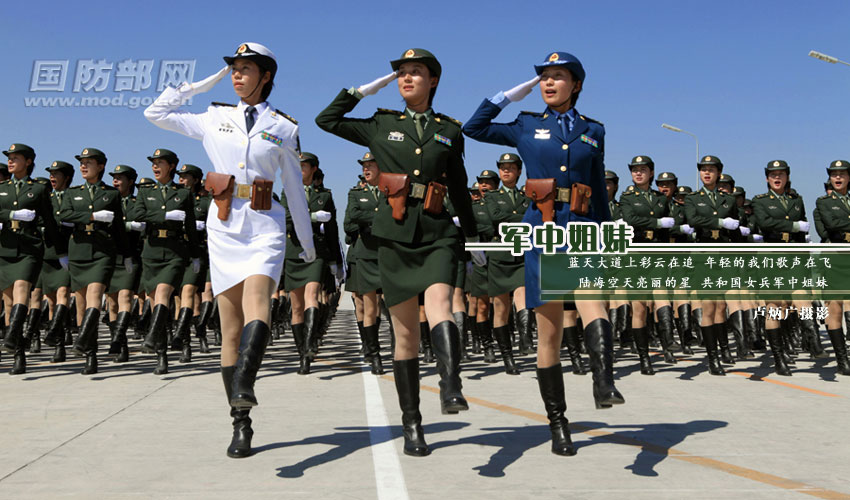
[3,0,850,230]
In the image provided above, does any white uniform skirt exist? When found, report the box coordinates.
[208,227,286,296]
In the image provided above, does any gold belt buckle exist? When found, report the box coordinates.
[236,183,252,199]
[84,223,94,232]
[10,220,20,230]
[556,187,571,203]
[781,232,790,242]
[844,233,850,243]
[645,230,654,240]
[158,229,168,238]
[410,183,426,199]
[710,229,720,239]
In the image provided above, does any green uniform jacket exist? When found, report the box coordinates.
[472,198,494,243]
[126,182,199,260]
[484,186,529,262]
[683,188,739,242]
[751,190,806,243]
[343,187,360,264]
[668,199,694,243]
[120,194,144,260]
[609,199,622,221]
[815,192,850,243]
[193,191,211,250]
[58,181,127,260]
[43,190,73,259]
[812,199,830,242]
[282,185,343,264]
[346,185,382,261]
[620,187,670,242]
[0,177,62,258]
[315,89,477,244]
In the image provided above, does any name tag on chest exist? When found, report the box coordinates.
[388,131,405,142]
[534,129,550,140]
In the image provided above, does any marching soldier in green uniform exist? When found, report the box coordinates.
[127,148,200,375]
[684,155,739,376]
[1,144,63,374]
[59,147,129,375]
[484,153,531,374]
[104,164,144,363]
[282,152,343,375]
[470,169,498,364]
[751,160,809,376]
[41,161,76,363]
[606,170,621,220]
[815,160,850,375]
[668,184,698,354]
[606,170,631,355]
[178,164,213,354]
[813,181,832,243]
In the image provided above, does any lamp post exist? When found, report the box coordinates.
[809,50,850,67]
[662,123,700,187]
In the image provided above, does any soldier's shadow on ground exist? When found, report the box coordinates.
[259,422,469,478]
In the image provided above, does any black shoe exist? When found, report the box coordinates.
[516,309,534,355]
[702,323,726,376]
[222,365,254,458]
[393,358,430,457]
[563,326,587,375]
[493,325,520,375]
[766,328,792,376]
[633,326,655,375]
[2,304,28,354]
[230,321,271,409]
[72,308,100,357]
[536,364,577,456]
[81,351,98,375]
[363,323,385,375]
[154,349,169,375]
[52,342,66,363]
[615,304,630,344]
[43,304,69,348]
[583,318,625,409]
[430,320,469,414]
[141,305,169,354]
[135,300,151,340]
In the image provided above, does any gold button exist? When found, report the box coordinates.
[713,211,717,215]
[375,207,378,211]
[435,117,441,123]
[562,144,568,150]
[785,216,789,219]
[238,162,245,169]
[650,211,654,215]
[413,169,420,176]
[88,205,92,209]
[13,201,17,205]
[162,205,166,209]
[512,210,517,214]
[560,166,567,172]
[415,148,421,155]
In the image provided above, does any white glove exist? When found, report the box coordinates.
[123,256,134,274]
[615,218,625,225]
[466,236,487,267]
[319,223,325,234]
[753,234,764,242]
[299,247,316,263]
[10,209,36,221]
[357,71,398,97]
[330,263,343,280]
[504,76,541,102]
[129,221,146,232]
[805,234,811,243]
[59,256,69,270]
[192,258,201,273]
[452,216,461,227]
[739,226,751,237]
[61,221,74,227]
[658,217,675,229]
[165,210,186,222]
[796,221,810,233]
[195,220,205,230]
[312,210,331,223]
[721,217,739,230]
[92,210,114,223]
[679,224,694,235]
[0,222,3,229]
[183,65,230,94]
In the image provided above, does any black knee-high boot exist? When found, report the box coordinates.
[195,301,213,353]
[363,323,384,375]
[112,311,131,363]
[655,305,678,364]
[692,308,704,346]
[303,307,320,358]
[43,304,69,347]
[478,320,496,363]
[419,320,434,363]
[292,323,310,375]
[393,358,429,456]
[2,304,28,354]
[583,318,625,408]
[516,308,533,356]
[230,320,271,409]
[717,321,735,365]
[702,323,725,376]
[766,327,792,376]
[142,305,169,374]
[174,307,194,363]
[453,311,470,362]
[800,317,827,359]
[826,329,850,376]
[536,364,576,456]
[73,308,101,375]
[727,310,752,360]
[429,320,469,414]
[676,304,694,354]
[492,325,519,375]
[633,326,655,375]
[25,307,42,353]
[563,326,586,375]
[221,365,253,458]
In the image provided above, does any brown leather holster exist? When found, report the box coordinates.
[570,182,592,216]
[378,173,410,221]
[204,172,235,221]
[525,178,557,222]
[251,178,273,211]
[423,182,447,215]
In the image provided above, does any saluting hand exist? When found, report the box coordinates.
[10,209,36,221]
[165,210,186,222]
[504,76,541,102]
[357,72,398,97]
[92,210,115,223]
[184,65,231,94]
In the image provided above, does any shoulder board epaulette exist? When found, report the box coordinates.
[519,111,543,116]
[274,109,297,124]
[787,191,799,199]
[376,108,403,116]
[580,115,604,126]
[753,193,769,199]
[434,113,462,127]
[817,194,830,200]
[686,190,701,196]
[211,101,236,107]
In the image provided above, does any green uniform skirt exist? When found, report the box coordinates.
[70,254,114,292]
[108,257,142,294]
[354,257,381,294]
[0,254,42,290]
[378,237,459,307]
[141,256,184,292]
[41,259,71,293]
[454,258,466,289]
[488,257,524,297]
[284,258,326,291]
[181,259,208,288]
[345,261,360,294]
[468,263,489,298]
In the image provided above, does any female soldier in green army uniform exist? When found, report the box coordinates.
[282,152,343,375]
[1,144,63,374]
[620,156,677,374]
[469,170,497,365]
[484,154,531,373]
[684,155,739,376]
[128,148,200,375]
[815,160,850,376]
[605,170,631,352]
[316,48,484,457]
[104,164,144,363]
[59,147,129,375]
[41,161,76,363]
[178,164,213,354]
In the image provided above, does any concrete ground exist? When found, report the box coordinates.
[1,294,849,499]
